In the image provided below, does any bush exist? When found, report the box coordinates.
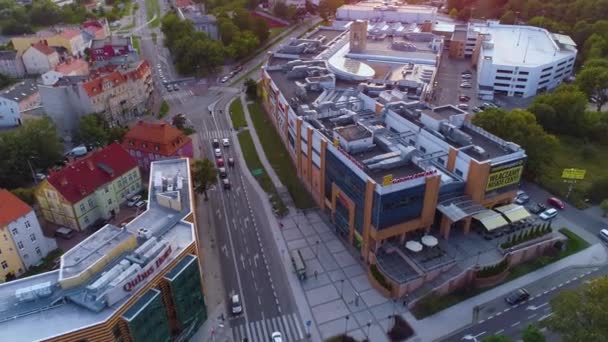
[370,264,392,291]
[10,187,35,205]
[477,258,509,278]
[388,315,415,341]
[159,101,169,118]
[182,127,196,135]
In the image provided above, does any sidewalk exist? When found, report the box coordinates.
[406,243,608,342]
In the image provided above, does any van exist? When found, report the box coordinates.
[55,227,75,240]
[600,229,608,243]
[231,294,242,315]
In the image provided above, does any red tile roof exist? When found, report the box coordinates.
[123,121,192,156]
[60,29,81,40]
[175,0,193,8]
[0,189,32,227]
[82,70,126,97]
[31,41,56,56]
[46,143,138,203]
[55,58,89,75]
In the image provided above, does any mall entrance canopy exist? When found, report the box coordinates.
[494,203,531,223]
[473,210,509,231]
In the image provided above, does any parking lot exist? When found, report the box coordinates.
[431,53,482,109]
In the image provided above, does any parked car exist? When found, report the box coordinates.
[547,197,565,209]
[228,157,235,167]
[599,229,608,243]
[539,208,558,220]
[461,74,472,79]
[221,75,230,83]
[457,103,469,109]
[135,200,147,209]
[216,158,225,167]
[54,227,75,240]
[219,167,227,178]
[459,95,470,101]
[460,83,472,88]
[173,84,180,91]
[231,294,242,315]
[223,178,231,190]
[472,107,481,113]
[127,195,142,207]
[505,288,530,305]
[212,138,220,148]
[222,138,230,147]
[271,332,283,342]
[214,148,222,157]
[515,191,530,205]
[462,70,472,75]
[528,203,546,214]
[35,172,46,181]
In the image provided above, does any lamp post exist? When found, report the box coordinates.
[366,321,372,340]
[339,279,345,298]
[315,240,320,257]
[344,315,350,334]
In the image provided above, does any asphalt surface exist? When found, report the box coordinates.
[441,265,607,341]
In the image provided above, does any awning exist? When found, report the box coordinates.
[473,210,509,231]
[494,204,531,223]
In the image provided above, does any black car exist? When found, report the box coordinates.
[212,139,220,148]
[528,203,547,214]
[505,288,530,305]
[228,157,235,167]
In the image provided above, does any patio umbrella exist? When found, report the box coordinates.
[421,235,438,247]
[405,240,423,252]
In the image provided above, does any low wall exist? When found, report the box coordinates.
[367,268,392,298]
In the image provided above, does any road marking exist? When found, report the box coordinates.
[558,283,564,287]
[511,321,520,327]
[538,313,553,321]
[495,329,504,335]
[495,312,502,316]
[479,319,485,324]
[551,286,556,291]
[565,279,571,284]
[487,315,494,320]
[528,314,537,320]
[503,308,510,313]
[258,296,262,305]
[543,290,549,295]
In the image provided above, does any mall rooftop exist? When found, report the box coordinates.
[0,158,196,342]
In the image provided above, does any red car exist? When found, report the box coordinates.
[216,158,224,167]
[547,197,565,209]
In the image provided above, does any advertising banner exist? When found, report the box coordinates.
[486,159,524,191]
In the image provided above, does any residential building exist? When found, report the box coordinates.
[41,58,90,85]
[35,143,142,231]
[11,28,86,55]
[0,50,26,78]
[81,18,110,42]
[0,79,40,127]
[89,36,134,62]
[177,5,219,40]
[261,23,528,294]
[22,41,60,74]
[0,158,206,342]
[0,189,57,282]
[469,21,577,98]
[336,2,438,23]
[39,59,153,136]
[122,121,194,171]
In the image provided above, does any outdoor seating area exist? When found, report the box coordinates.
[376,247,421,284]
[474,217,538,241]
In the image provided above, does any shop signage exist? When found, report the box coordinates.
[561,168,586,180]
[486,159,524,191]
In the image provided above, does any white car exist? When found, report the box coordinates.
[127,195,142,207]
[539,208,558,220]
[221,75,230,83]
[231,294,242,315]
[271,331,283,342]
[222,138,230,147]
[457,103,469,109]
[214,148,222,157]
[135,200,147,209]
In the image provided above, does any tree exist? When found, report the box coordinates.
[172,114,187,130]
[600,199,608,217]
[76,114,109,148]
[159,101,170,118]
[500,10,516,24]
[471,109,558,178]
[251,17,270,42]
[0,117,63,188]
[576,66,608,111]
[192,159,217,200]
[11,187,35,205]
[531,85,588,137]
[481,335,511,342]
[244,78,257,99]
[318,0,343,21]
[544,276,608,341]
[522,324,545,342]
[273,1,289,19]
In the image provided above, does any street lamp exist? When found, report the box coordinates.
[344,315,349,334]
[366,321,372,339]
[315,240,320,257]
[339,279,345,298]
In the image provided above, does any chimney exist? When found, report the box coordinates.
[86,159,94,171]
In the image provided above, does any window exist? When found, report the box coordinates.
[1,261,8,269]
[419,146,426,153]
[517,78,527,82]
[515,85,525,89]
[11,228,17,235]
[539,79,549,85]
[80,203,86,212]
[518,71,529,75]
[88,198,95,207]
[36,247,41,256]
[494,83,510,87]
[455,169,463,177]
[438,157,445,165]
[541,66,553,72]
[495,76,511,80]
[556,67,565,73]
[30,233,36,242]
[25,221,31,229]
[154,145,159,151]
[497,69,513,74]
[84,216,89,224]
[17,241,24,249]
[108,198,112,205]
[554,73,563,79]
[540,73,551,79]
[105,187,109,193]
[557,60,567,66]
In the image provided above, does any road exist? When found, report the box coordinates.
[133,1,324,341]
[441,265,607,341]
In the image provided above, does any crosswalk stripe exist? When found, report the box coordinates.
[282,315,295,341]
[239,324,245,341]
[271,317,280,334]
[261,317,269,340]
[232,325,240,341]
[286,315,299,340]
[292,313,305,339]
[255,320,263,341]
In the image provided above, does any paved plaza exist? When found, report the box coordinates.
[280,210,409,342]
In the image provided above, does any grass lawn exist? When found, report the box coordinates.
[132,35,140,53]
[248,102,316,209]
[269,27,286,40]
[538,136,608,207]
[229,98,247,129]
[145,0,160,24]
[411,227,590,319]
[237,131,288,215]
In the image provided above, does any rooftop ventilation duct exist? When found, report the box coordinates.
[439,122,473,146]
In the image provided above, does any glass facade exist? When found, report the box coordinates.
[371,184,426,229]
[164,255,206,340]
[325,151,366,234]
[121,289,171,342]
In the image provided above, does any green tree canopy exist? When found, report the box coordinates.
[576,66,608,111]
[530,85,588,136]
[481,335,511,342]
[500,10,516,24]
[544,276,608,341]
[522,324,545,342]
[471,109,558,178]
[76,114,109,148]
[192,159,217,200]
[318,0,343,21]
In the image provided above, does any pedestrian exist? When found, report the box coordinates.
[279,223,284,229]
[314,270,318,279]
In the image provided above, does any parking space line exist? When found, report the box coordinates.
[511,321,521,327]
[495,329,504,335]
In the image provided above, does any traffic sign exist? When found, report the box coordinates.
[561,168,586,180]
[252,168,264,176]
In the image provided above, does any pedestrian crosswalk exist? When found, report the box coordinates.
[162,90,193,102]
[201,129,232,141]
[232,313,306,342]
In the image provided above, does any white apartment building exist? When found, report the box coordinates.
[471,21,577,98]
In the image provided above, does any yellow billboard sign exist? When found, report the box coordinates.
[561,168,586,180]
[382,174,393,186]
[333,137,339,147]
[486,161,524,191]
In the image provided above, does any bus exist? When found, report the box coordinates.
[290,249,306,280]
